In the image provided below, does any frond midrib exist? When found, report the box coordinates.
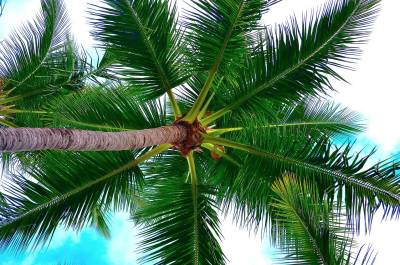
[187,153,199,264]
[202,134,400,203]
[123,0,172,94]
[282,156,400,203]
[212,0,246,72]
[262,150,400,203]
[207,121,362,135]
[202,0,364,124]
[11,7,59,90]
[0,144,170,230]
[183,0,246,122]
[283,198,328,265]
[250,0,362,99]
[0,162,135,229]
[122,0,182,117]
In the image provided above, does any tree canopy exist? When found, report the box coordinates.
[0,0,397,264]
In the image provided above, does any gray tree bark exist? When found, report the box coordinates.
[0,125,187,152]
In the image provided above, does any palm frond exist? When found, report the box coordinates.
[88,203,113,240]
[0,0,392,262]
[89,0,188,114]
[203,127,400,233]
[1,15,117,110]
[0,0,4,17]
[15,39,119,108]
[0,0,70,94]
[275,96,365,140]
[177,73,279,124]
[354,245,377,265]
[203,0,381,124]
[270,173,354,265]
[271,174,378,265]
[183,0,279,74]
[42,83,168,131]
[135,178,226,264]
[182,0,280,121]
[211,96,365,140]
[0,149,145,254]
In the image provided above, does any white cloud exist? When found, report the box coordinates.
[105,212,139,265]
[47,227,82,249]
[20,252,39,265]
[220,213,274,265]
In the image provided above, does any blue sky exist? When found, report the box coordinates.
[0,0,399,264]
[0,212,140,264]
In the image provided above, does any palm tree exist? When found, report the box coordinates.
[0,0,397,263]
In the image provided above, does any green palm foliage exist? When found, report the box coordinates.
[0,0,397,264]
[270,173,377,264]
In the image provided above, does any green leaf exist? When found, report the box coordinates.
[43,83,168,131]
[270,173,354,265]
[203,129,400,233]
[177,73,279,126]
[0,119,18,128]
[274,97,365,140]
[210,96,365,141]
[89,0,188,115]
[135,179,226,265]
[202,0,381,124]
[15,38,118,109]
[0,0,70,94]
[183,0,278,74]
[176,73,229,115]
[89,203,113,240]
[182,0,280,121]
[0,0,394,263]
[0,149,145,254]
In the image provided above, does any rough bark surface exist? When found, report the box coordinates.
[0,125,188,152]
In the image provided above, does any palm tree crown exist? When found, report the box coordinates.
[0,0,397,264]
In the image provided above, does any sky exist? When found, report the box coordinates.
[0,0,399,264]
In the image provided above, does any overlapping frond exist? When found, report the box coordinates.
[0,0,70,94]
[135,178,225,265]
[89,0,189,110]
[204,126,400,233]
[275,97,365,140]
[210,96,365,140]
[177,73,279,125]
[43,83,168,131]
[0,8,117,111]
[12,40,119,114]
[270,174,362,265]
[176,74,226,116]
[181,0,281,121]
[183,0,279,74]
[88,203,113,240]
[140,149,188,183]
[203,0,381,124]
[0,149,144,254]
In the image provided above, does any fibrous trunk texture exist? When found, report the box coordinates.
[0,125,188,152]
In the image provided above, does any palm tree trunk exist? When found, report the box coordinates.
[0,125,187,152]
